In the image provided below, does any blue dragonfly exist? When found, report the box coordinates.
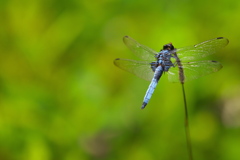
[114,36,228,160]
[114,36,229,109]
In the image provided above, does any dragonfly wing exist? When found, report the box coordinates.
[123,36,158,61]
[176,37,229,61]
[114,58,154,81]
[167,60,223,83]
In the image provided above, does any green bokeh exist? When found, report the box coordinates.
[0,0,239,160]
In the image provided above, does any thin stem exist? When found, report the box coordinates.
[181,83,193,160]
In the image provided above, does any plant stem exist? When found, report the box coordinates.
[181,83,193,160]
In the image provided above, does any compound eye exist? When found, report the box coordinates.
[163,43,174,50]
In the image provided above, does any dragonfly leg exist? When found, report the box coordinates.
[150,62,158,72]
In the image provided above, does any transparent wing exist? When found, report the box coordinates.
[123,36,158,61]
[176,37,229,61]
[114,58,154,81]
[167,61,222,83]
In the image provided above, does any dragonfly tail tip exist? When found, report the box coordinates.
[141,102,147,109]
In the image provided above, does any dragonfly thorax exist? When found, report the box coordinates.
[151,48,174,72]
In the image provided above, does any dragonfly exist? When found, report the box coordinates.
[114,36,229,109]
[114,36,229,160]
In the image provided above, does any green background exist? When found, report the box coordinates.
[0,0,240,160]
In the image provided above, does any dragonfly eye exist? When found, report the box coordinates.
[163,43,174,50]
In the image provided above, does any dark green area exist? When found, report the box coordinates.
[0,0,239,160]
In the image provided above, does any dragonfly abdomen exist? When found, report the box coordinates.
[141,65,163,109]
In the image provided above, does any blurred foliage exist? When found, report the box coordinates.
[0,0,240,160]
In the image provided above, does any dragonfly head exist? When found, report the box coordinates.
[163,43,174,51]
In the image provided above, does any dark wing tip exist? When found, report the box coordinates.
[211,60,223,69]
[113,58,120,65]
[217,37,229,45]
[123,36,130,43]
[123,36,129,41]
